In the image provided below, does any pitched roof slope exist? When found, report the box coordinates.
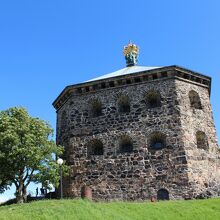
[86,66,161,82]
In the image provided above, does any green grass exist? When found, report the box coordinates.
[1,198,220,220]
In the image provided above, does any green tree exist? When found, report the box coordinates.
[0,107,69,203]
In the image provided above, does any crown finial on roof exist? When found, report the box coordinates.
[123,41,139,67]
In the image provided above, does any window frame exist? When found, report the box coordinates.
[189,90,202,110]
[149,132,166,150]
[196,131,208,150]
[87,139,104,156]
[145,90,162,109]
[118,135,133,154]
[117,95,131,113]
[89,99,103,117]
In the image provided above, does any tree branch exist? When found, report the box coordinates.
[25,169,35,187]
[13,180,19,188]
[23,168,30,182]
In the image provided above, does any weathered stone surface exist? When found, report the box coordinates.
[54,67,220,201]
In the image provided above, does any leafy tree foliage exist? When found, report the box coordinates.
[0,107,69,203]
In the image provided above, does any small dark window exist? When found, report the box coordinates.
[118,95,130,113]
[109,81,115,87]
[90,99,102,117]
[101,83,106,89]
[157,189,169,200]
[77,88,82,93]
[145,91,161,108]
[196,131,208,150]
[134,77,141,83]
[203,80,209,85]
[87,139,104,156]
[119,136,133,153]
[149,132,166,150]
[189,90,202,109]
[190,76,195,81]
[183,74,189,79]
[195,77,201,83]
[126,79,132,84]
[92,84,98,90]
[85,87,90,92]
[161,72,168,78]
[152,74,158,80]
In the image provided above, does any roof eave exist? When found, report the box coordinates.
[53,65,211,110]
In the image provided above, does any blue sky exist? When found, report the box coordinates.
[0,0,219,201]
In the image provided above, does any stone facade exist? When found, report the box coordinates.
[53,65,220,201]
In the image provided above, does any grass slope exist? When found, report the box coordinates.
[1,198,220,220]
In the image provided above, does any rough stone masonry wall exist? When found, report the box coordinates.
[57,77,194,201]
[176,79,220,198]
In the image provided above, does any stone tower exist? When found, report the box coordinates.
[53,42,220,201]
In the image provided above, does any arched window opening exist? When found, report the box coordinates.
[90,99,102,117]
[157,189,169,200]
[87,139,104,156]
[145,91,161,108]
[189,90,202,109]
[149,132,166,150]
[118,95,130,113]
[196,131,208,150]
[119,136,133,153]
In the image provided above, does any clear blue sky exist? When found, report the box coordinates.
[0,0,219,201]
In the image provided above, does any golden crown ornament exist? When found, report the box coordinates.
[123,41,140,67]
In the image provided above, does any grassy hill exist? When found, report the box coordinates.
[1,198,220,220]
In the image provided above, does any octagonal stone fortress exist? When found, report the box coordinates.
[53,42,220,201]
